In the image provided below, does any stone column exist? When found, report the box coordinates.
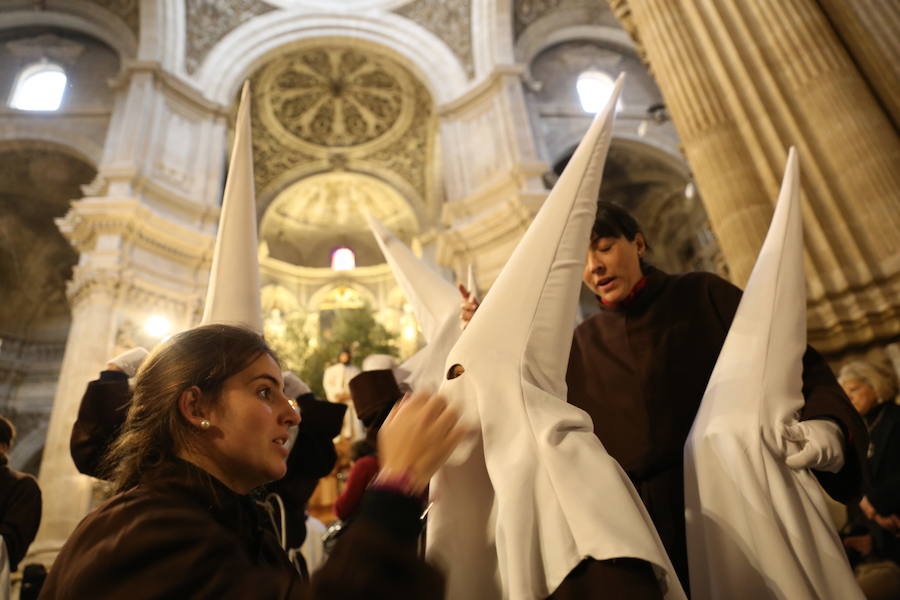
[28,58,228,565]
[817,0,900,128]
[608,0,900,355]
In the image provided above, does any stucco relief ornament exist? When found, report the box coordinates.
[258,47,415,153]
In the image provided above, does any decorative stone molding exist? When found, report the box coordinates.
[256,46,416,153]
[514,0,609,39]
[260,170,419,267]
[86,0,140,39]
[393,0,475,78]
[196,13,467,106]
[0,6,137,60]
[184,0,276,74]
[6,33,85,63]
[250,44,436,218]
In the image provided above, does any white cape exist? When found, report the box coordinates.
[683,148,863,599]
[426,76,685,600]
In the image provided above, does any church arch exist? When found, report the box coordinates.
[0,8,136,61]
[195,11,468,107]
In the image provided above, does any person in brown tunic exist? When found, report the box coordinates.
[566,202,867,593]
[41,324,464,599]
[0,416,41,573]
[460,201,867,597]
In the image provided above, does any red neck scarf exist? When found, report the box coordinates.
[599,275,649,307]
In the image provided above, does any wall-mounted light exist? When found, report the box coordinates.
[144,315,172,339]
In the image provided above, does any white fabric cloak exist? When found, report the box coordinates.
[683,148,863,599]
[426,76,685,600]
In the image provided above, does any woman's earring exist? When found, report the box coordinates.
[200,419,211,430]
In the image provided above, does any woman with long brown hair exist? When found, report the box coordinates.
[40,324,463,599]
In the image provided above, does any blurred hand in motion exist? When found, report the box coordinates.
[873,513,900,535]
[843,534,873,557]
[377,390,466,494]
[458,284,479,330]
[860,495,877,521]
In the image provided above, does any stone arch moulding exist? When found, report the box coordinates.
[195,11,468,107]
[552,133,688,182]
[0,134,100,171]
[0,8,137,62]
[256,161,427,236]
[517,24,637,88]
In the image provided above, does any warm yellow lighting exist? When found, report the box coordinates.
[402,324,417,340]
[331,246,356,271]
[144,315,172,338]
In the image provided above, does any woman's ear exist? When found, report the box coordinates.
[178,386,209,430]
[635,232,647,256]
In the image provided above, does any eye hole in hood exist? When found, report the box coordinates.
[447,363,465,380]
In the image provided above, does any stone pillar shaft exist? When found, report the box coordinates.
[612,0,900,354]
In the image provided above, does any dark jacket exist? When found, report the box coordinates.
[566,267,868,591]
[71,375,343,553]
[844,402,900,564]
[39,459,443,599]
[69,370,130,479]
[0,455,41,571]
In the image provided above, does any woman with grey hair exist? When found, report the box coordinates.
[839,360,900,600]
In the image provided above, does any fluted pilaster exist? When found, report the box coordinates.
[610,0,900,355]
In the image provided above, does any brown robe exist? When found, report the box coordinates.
[39,459,443,599]
[565,267,868,593]
[0,456,41,572]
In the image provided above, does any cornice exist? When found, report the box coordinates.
[110,59,229,117]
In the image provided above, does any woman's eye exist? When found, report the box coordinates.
[599,246,612,253]
[258,387,272,401]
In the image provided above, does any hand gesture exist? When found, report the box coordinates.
[377,391,466,494]
[458,284,479,330]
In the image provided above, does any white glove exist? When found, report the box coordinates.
[107,347,149,378]
[283,371,311,399]
[784,419,845,473]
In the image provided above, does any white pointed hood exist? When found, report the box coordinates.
[465,263,479,300]
[366,213,458,343]
[426,75,685,600]
[684,148,862,598]
[366,213,461,391]
[201,82,263,333]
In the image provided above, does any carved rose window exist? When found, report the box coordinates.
[261,47,413,151]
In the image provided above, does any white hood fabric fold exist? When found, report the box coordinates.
[683,148,862,599]
[366,214,461,392]
[200,82,263,334]
[426,75,685,600]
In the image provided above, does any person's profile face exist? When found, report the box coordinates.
[205,353,300,492]
[582,234,645,303]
